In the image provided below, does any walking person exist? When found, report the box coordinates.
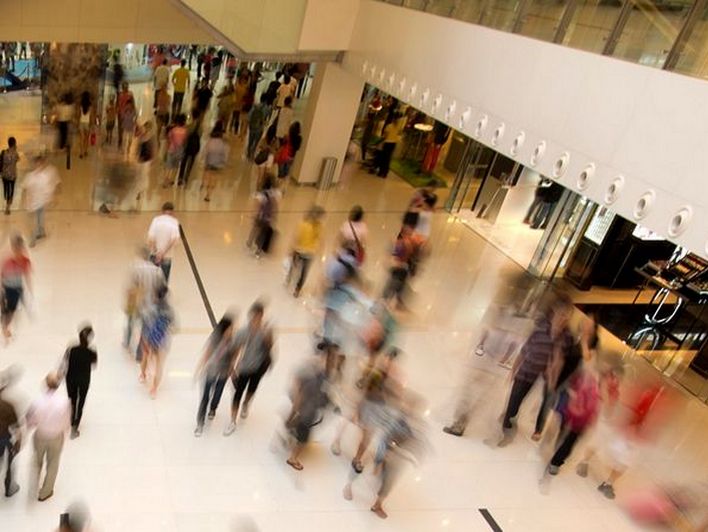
[1,234,32,343]
[1,136,20,215]
[153,59,170,109]
[497,291,574,446]
[171,59,190,117]
[0,370,22,497]
[103,96,116,146]
[177,119,200,187]
[247,94,269,160]
[26,372,71,502]
[77,91,92,159]
[147,202,180,282]
[374,115,403,178]
[247,175,278,258]
[62,325,97,439]
[119,98,137,159]
[339,205,368,265]
[284,353,330,470]
[201,122,229,202]
[139,285,174,398]
[154,88,171,143]
[275,121,301,183]
[275,97,293,143]
[116,82,134,149]
[124,246,165,358]
[54,93,74,153]
[287,205,324,298]
[546,360,600,476]
[224,301,274,436]
[131,121,155,211]
[22,154,61,247]
[194,314,237,436]
[162,114,187,187]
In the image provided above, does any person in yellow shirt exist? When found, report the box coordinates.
[287,205,325,298]
[172,60,191,117]
[375,114,403,178]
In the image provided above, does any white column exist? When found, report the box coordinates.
[292,62,364,185]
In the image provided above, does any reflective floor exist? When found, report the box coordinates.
[0,94,706,532]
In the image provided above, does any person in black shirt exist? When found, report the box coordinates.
[63,325,97,439]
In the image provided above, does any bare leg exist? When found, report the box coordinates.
[150,350,165,397]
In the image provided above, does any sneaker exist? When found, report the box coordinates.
[70,427,80,440]
[598,482,615,500]
[5,483,19,497]
[576,462,589,478]
[240,407,249,419]
[547,464,560,476]
[207,410,216,420]
[442,425,464,437]
[223,422,236,436]
[474,345,485,356]
[194,425,203,437]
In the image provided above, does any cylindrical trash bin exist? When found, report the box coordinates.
[318,157,337,190]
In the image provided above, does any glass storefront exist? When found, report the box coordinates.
[443,125,708,404]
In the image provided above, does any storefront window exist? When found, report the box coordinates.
[612,0,693,68]
[672,3,708,79]
[518,0,571,42]
[562,0,624,54]
[480,0,525,31]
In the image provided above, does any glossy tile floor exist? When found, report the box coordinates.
[0,104,706,532]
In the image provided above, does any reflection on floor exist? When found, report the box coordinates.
[0,96,705,531]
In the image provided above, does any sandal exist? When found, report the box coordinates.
[286,459,303,471]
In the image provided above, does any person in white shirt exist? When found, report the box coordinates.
[275,74,295,108]
[22,154,61,247]
[153,59,170,109]
[147,202,180,282]
[26,372,71,502]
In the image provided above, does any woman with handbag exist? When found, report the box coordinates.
[339,205,368,265]
[224,301,274,436]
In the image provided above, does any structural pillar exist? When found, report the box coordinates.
[292,61,364,185]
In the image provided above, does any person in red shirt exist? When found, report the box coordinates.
[1,234,32,341]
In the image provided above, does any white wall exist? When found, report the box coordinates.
[180,0,307,54]
[0,0,216,44]
[293,62,364,185]
[298,0,361,51]
[343,1,708,258]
